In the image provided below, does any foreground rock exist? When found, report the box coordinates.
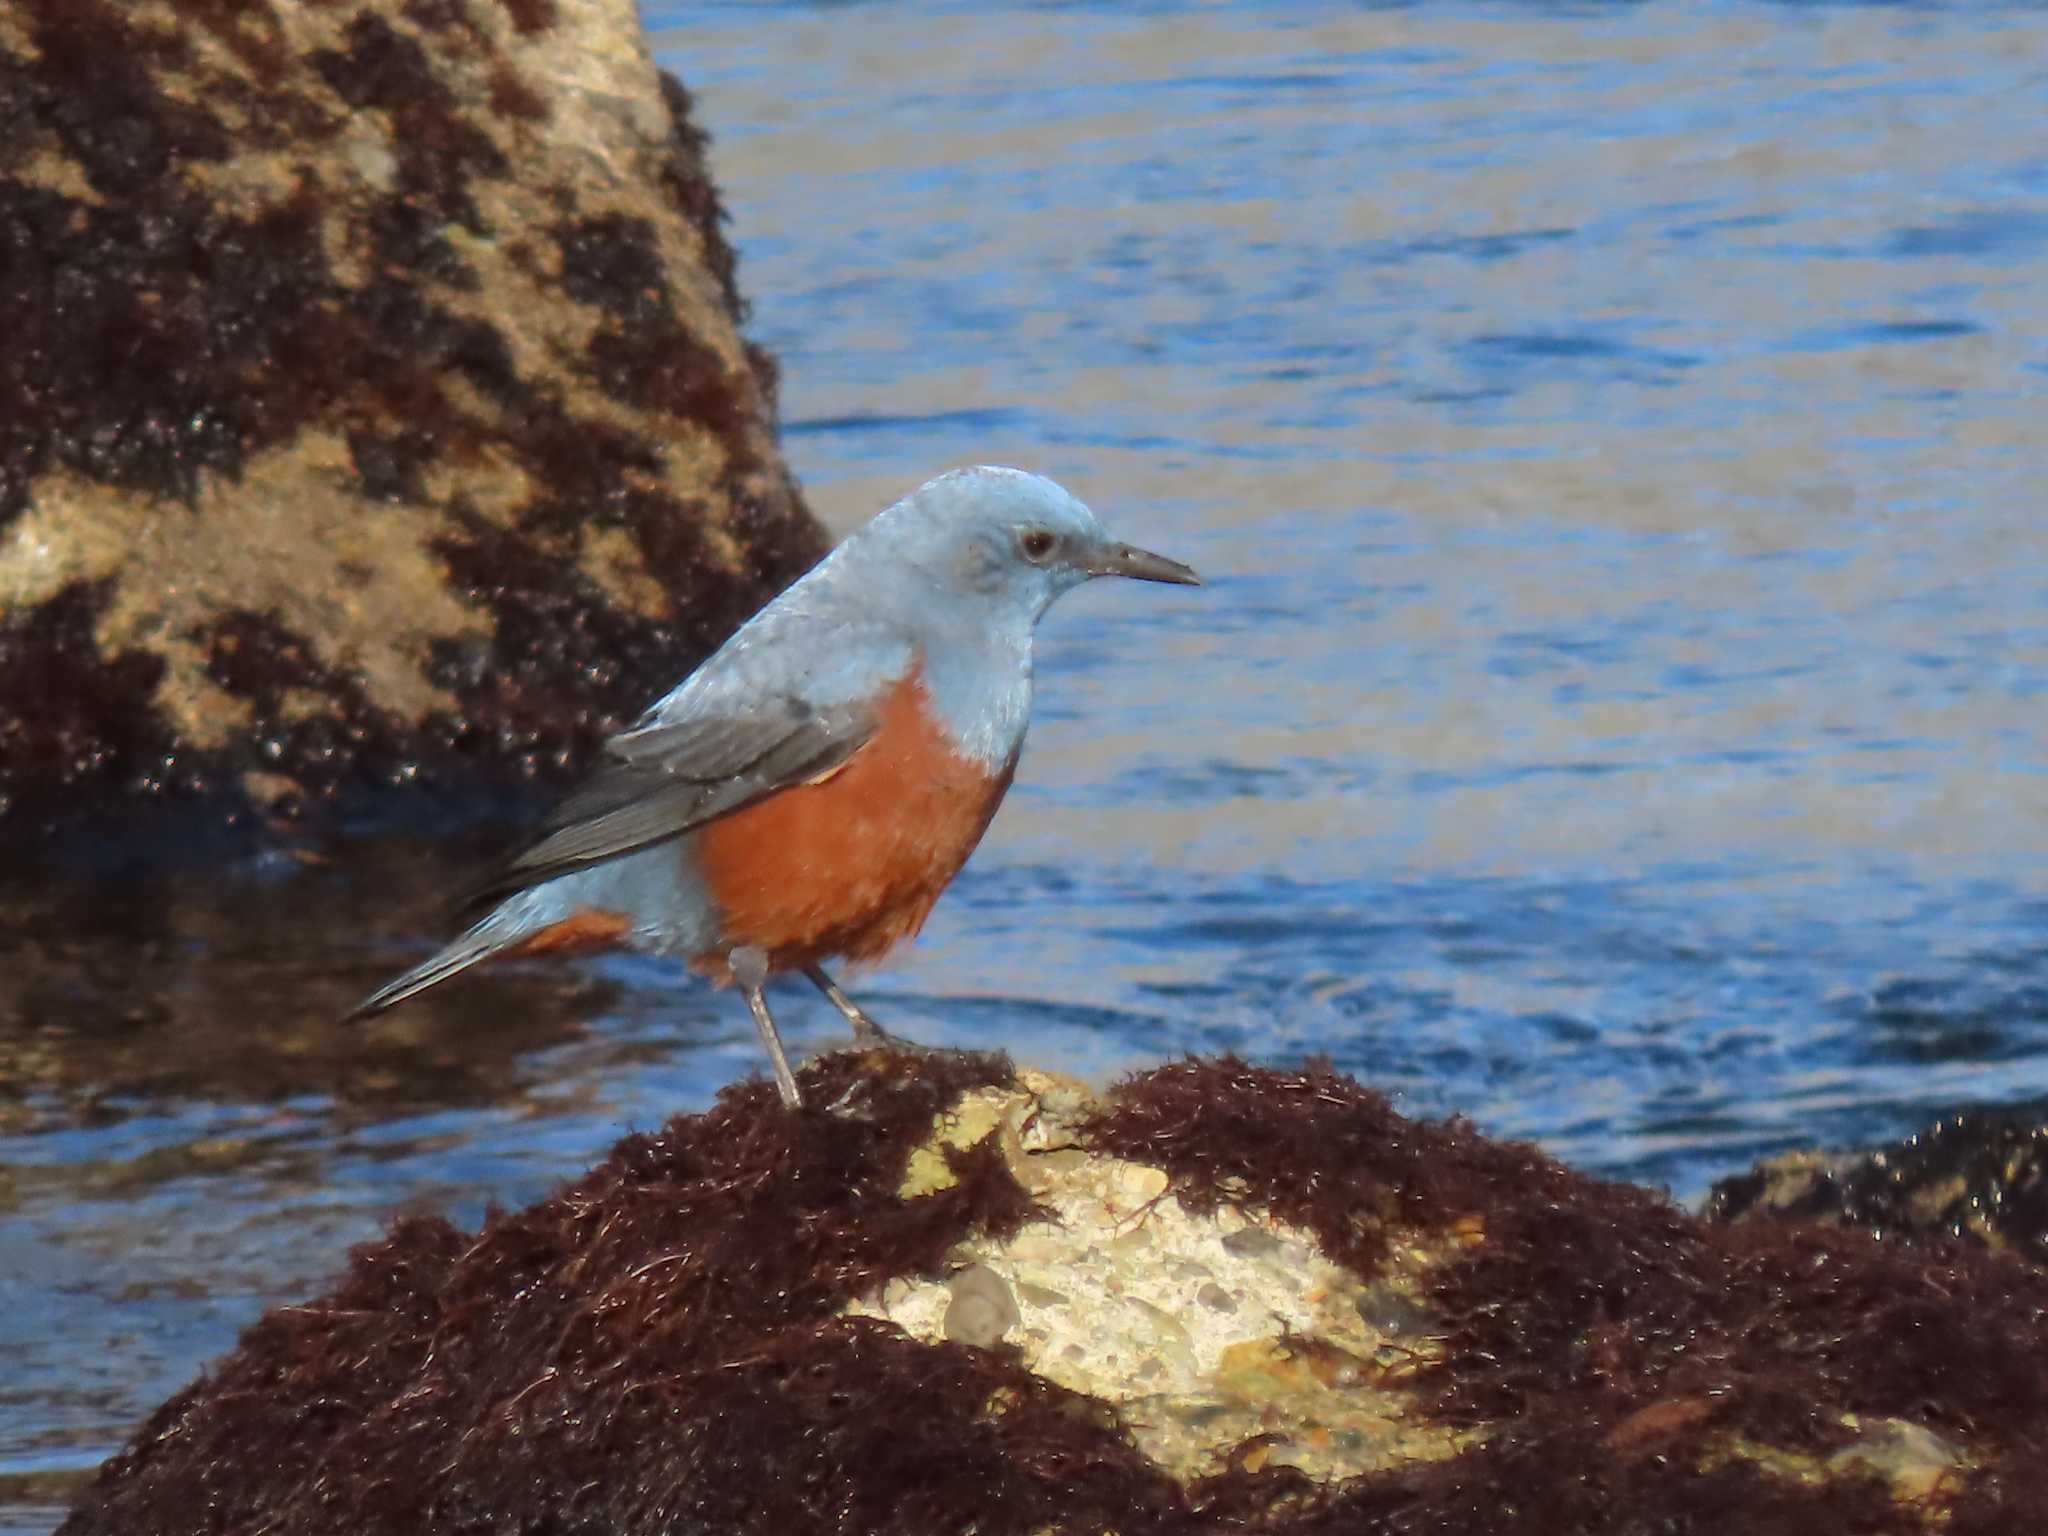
[60,1054,2048,1534]
[0,0,825,850]
[1709,1098,2048,1268]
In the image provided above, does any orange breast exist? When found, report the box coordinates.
[692,665,1016,976]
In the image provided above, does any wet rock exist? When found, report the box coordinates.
[1707,1099,2048,1267]
[0,0,827,854]
[57,1054,2048,1534]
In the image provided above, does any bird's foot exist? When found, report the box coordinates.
[846,1012,922,1052]
[796,964,999,1110]
[841,1026,996,1081]
[804,964,921,1052]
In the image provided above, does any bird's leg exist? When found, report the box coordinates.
[803,963,895,1045]
[799,964,970,1069]
[730,945,801,1110]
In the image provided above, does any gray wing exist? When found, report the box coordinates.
[463,618,914,910]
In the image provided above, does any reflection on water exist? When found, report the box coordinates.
[5,1,2048,1523]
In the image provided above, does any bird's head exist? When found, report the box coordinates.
[877,465,1199,625]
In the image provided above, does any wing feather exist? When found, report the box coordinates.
[462,623,914,911]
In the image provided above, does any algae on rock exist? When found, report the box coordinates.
[59,1052,2048,1533]
[0,0,826,847]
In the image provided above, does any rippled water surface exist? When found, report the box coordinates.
[6,2,2047,1526]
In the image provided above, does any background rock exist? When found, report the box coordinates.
[0,0,827,852]
[55,1054,2048,1534]
[1707,1100,2048,1268]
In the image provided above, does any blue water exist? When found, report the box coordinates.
[5,2,2047,1525]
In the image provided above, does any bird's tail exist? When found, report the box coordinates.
[342,920,524,1024]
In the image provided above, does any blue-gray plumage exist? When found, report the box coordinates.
[348,466,1199,1106]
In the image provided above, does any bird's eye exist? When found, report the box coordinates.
[1018,527,1058,562]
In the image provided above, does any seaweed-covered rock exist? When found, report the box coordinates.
[1707,1100,2048,1267]
[58,1055,2048,1534]
[0,0,827,851]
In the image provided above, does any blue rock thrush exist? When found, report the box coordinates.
[347,467,1200,1106]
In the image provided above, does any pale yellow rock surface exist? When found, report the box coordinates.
[848,1070,1469,1483]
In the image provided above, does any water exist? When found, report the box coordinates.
[5,1,2048,1525]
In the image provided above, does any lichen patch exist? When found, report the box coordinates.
[52,440,478,745]
[578,524,672,619]
[16,147,98,204]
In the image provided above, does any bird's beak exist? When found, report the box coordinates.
[1086,541,1202,586]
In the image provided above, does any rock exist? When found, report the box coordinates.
[1707,1100,2048,1267]
[1825,1417,1970,1506]
[846,1069,1464,1486]
[56,1054,2048,1534]
[0,0,827,853]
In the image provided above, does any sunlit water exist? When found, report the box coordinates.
[5,2,2047,1525]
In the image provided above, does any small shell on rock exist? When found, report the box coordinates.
[944,1263,1022,1348]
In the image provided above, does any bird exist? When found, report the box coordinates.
[347,466,1199,1108]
